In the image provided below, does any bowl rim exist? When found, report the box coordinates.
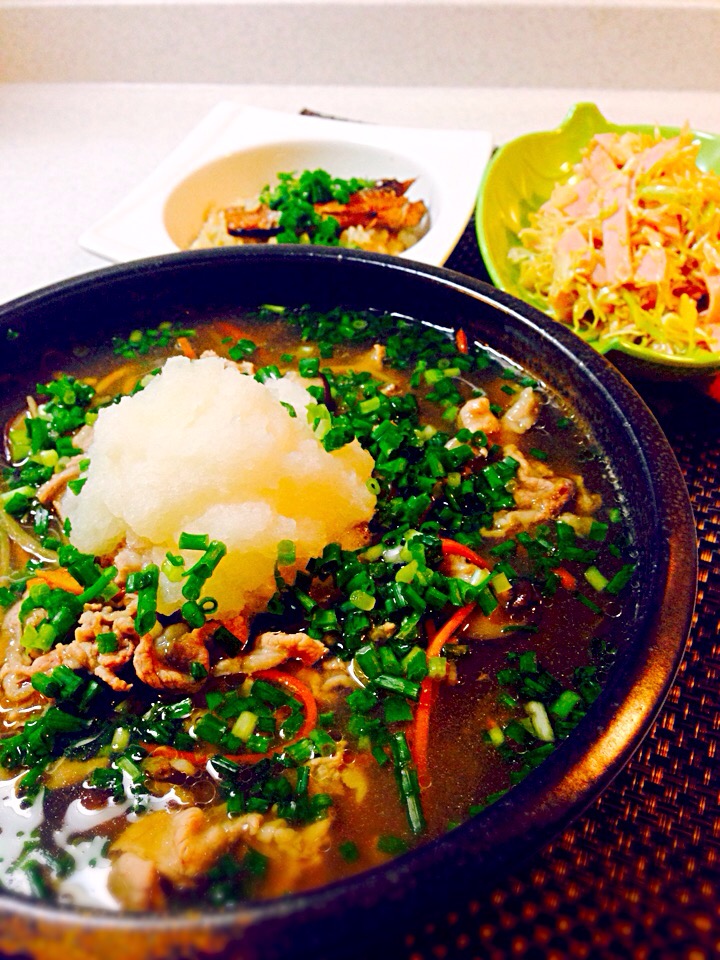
[0,246,698,949]
[475,100,720,373]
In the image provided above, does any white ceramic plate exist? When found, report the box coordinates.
[79,104,494,267]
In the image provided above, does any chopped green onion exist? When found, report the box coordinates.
[487,725,505,747]
[353,645,382,681]
[96,632,118,654]
[254,365,281,384]
[476,587,499,616]
[181,600,205,629]
[383,696,413,724]
[524,701,555,742]
[584,566,609,592]
[77,565,118,605]
[7,426,31,461]
[338,840,359,862]
[388,730,425,835]
[116,755,144,782]
[133,564,159,635]
[194,712,227,745]
[111,727,130,752]
[242,847,269,877]
[231,711,258,741]
[251,678,293,707]
[490,571,512,596]
[189,661,208,681]
[378,645,402,676]
[30,671,60,698]
[349,590,376,611]
[377,834,409,855]
[277,540,296,565]
[576,593,603,615]
[427,656,447,680]
[213,625,242,656]
[588,521,609,542]
[178,532,209,551]
[402,647,427,683]
[373,674,420,700]
[605,563,636,595]
[359,396,381,415]
[549,690,582,719]
[185,541,227,583]
[199,597,218,614]
[228,338,257,361]
[298,357,320,378]
[22,622,56,652]
[182,573,202,601]
[161,556,185,582]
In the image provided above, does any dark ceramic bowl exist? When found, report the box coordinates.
[0,248,697,960]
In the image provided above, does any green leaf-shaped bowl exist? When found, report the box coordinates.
[475,102,720,381]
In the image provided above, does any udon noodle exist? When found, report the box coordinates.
[0,307,636,911]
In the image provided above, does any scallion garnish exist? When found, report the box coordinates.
[131,564,159,636]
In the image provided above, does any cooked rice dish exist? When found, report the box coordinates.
[190,170,430,255]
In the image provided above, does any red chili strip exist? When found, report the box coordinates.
[455,328,469,354]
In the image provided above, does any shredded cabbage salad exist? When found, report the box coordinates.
[509,127,720,357]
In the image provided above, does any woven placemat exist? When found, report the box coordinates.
[371,224,720,960]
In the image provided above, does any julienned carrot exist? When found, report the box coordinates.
[177,337,197,360]
[93,363,135,398]
[144,669,318,766]
[215,321,247,341]
[455,328,469,354]
[411,602,476,789]
[256,669,318,739]
[440,537,490,569]
[553,566,577,591]
[425,602,476,660]
[26,568,83,595]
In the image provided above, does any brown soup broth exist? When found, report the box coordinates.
[0,309,635,910]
